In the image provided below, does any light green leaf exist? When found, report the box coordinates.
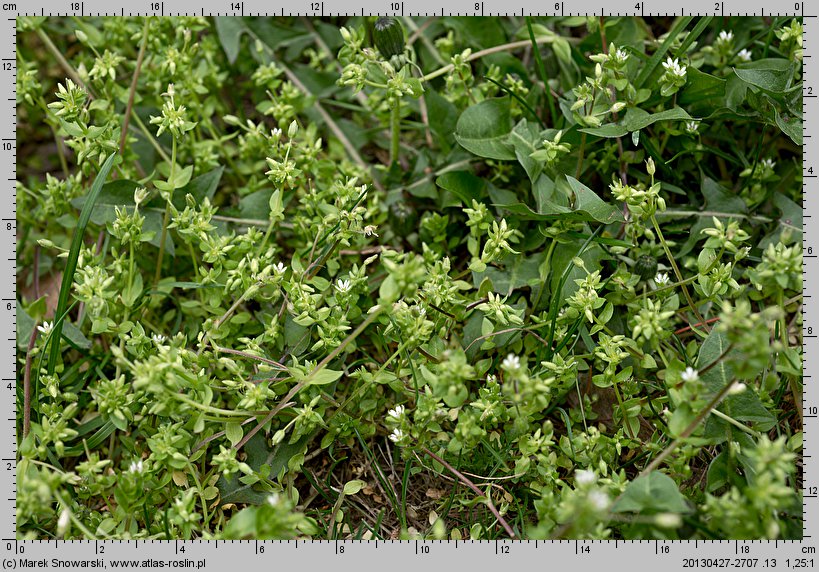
[343,479,366,495]
[225,422,244,447]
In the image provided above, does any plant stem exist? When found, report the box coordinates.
[235,306,385,451]
[422,37,560,82]
[390,100,401,165]
[119,18,150,156]
[154,137,177,286]
[650,214,706,329]
[421,446,516,538]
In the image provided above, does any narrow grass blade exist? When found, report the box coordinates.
[46,153,117,375]
[635,16,693,88]
[526,17,558,126]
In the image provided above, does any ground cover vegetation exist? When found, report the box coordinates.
[15,14,804,540]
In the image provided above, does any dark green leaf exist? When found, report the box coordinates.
[611,471,691,514]
[454,98,516,160]
[733,59,796,94]
[435,171,486,205]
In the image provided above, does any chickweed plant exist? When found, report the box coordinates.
[16,15,803,540]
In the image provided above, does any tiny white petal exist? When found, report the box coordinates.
[681,366,699,383]
[587,490,611,512]
[737,48,752,62]
[502,354,521,371]
[575,469,596,486]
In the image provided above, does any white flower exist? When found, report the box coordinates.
[729,382,747,395]
[387,404,405,421]
[501,354,521,371]
[681,366,699,383]
[271,127,282,138]
[57,508,70,536]
[655,513,682,528]
[363,225,379,237]
[37,321,53,335]
[717,30,734,44]
[737,48,752,62]
[587,490,611,512]
[272,262,286,275]
[152,333,166,344]
[662,57,687,78]
[761,158,776,171]
[654,272,670,286]
[335,278,352,294]
[129,460,143,473]
[266,493,282,507]
[685,121,699,133]
[575,469,596,486]
[389,428,405,444]
[615,48,629,61]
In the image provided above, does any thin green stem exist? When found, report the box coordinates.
[650,214,706,329]
[422,37,557,82]
[235,306,385,451]
[390,101,401,165]
[154,137,177,286]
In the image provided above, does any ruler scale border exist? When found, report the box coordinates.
[5,4,813,569]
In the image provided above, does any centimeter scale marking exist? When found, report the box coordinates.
[2,3,814,570]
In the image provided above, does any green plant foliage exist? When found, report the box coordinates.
[16,14,802,541]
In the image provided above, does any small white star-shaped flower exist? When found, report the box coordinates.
[654,272,670,286]
[575,469,596,486]
[502,354,521,371]
[389,428,405,443]
[588,490,611,512]
[681,366,699,383]
[717,30,734,44]
[129,460,144,473]
[737,48,752,62]
[152,333,166,344]
[37,321,53,335]
[662,57,687,78]
[335,279,352,294]
[272,262,287,275]
[387,405,405,420]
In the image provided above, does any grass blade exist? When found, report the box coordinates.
[526,17,558,126]
[634,16,693,88]
[46,153,117,375]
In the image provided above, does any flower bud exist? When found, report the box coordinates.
[287,120,298,139]
[646,157,656,176]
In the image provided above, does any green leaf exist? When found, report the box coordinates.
[343,479,366,495]
[679,67,726,107]
[733,59,796,94]
[454,98,516,160]
[47,153,116,375]
[225,422,244,447]
[774,106,802,145]
[577,123,629,138]
[623,107,694,131]
[611,471,691,514]
[496,176,622,224]
[214,17,249,64]
[759,193,803,248]
[508,119,544,182]
[217,432,310,505]
[435,171,486,205]
[308,368,344,386]
[424,89,458,143]
[579,108,694,138]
